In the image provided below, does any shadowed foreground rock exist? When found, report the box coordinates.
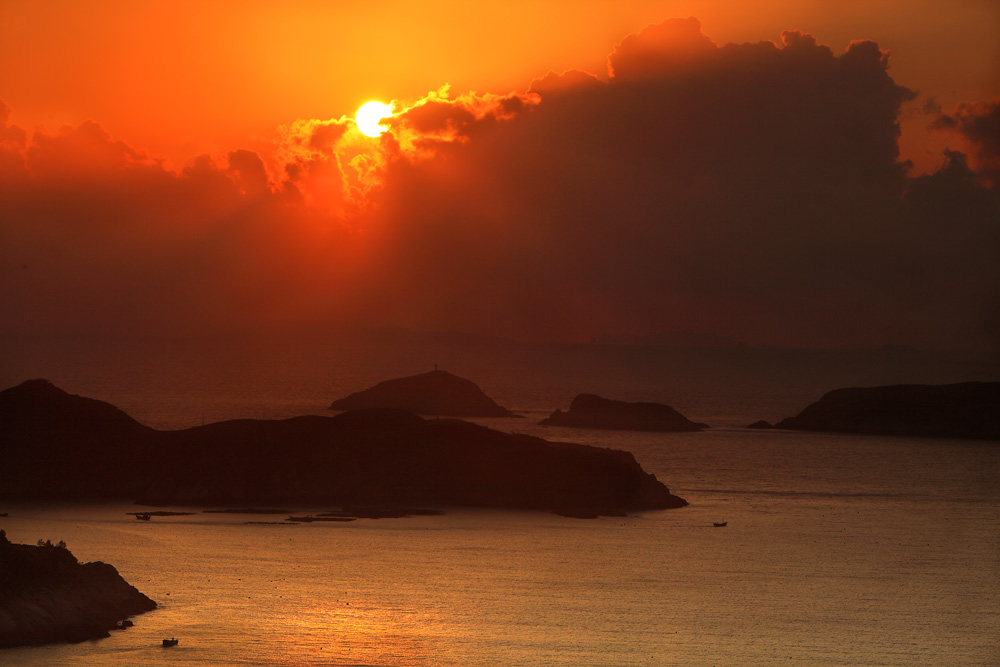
[0,530,156,648]
[774,382,1000,439]
[1,380,686,513]
[540,394,708,432]
[330,370,516,417]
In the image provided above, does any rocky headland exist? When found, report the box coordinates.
[0,530,156,648]
[540,394,708,432]
[1,379,685,514]
[329,370,516,417]
[773,382,1000,439]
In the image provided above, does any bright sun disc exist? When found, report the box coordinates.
[356,101,393,137]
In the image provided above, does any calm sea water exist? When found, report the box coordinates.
[2,425,998,666]
[2,340,998,665]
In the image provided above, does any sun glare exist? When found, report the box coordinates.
[356,101,393,138]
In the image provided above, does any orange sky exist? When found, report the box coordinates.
[1,2,999,350]
[2,0,997,172]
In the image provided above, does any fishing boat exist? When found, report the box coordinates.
[162,637,179,647]
[713,521,727,527]
[136,513,151,521]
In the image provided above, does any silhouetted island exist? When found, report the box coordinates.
[0,378,155,498]
[329,369,516,417]
[1,380,686,514]
[0,530,156,648]
[540,394,708,432]
[773,382,1000,439]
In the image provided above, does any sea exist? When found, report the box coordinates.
[1,333,998,666]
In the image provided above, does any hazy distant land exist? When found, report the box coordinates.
[329,369,517,417]
[3,327,997,431]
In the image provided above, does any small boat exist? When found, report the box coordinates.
[713,521,727,527]
[162,637,179,647]
[136,513,151,521]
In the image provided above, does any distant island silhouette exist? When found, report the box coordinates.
[540,394,708,432]
[330,369,516,417]
[771,382,1000,439]
[1,380,685,514]
[0,529,155,648]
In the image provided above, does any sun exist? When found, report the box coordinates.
[356,101,393,138]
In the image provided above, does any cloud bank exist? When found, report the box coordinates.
[1,18,997,350]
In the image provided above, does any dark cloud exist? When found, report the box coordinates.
[898,150,1000,346]
[0,100,26,146]
[392,91,538,148]
[0,18,997,351]
[0,101,28,187]
[528,69,602,97]
[227,149,270,198]
[607,17,717,80]
[357,20,964,347]
[25,121,153,181]
[307,121,349,153]
[398,98,478,137]
[933,98,1000,184]
[0,113,352,337]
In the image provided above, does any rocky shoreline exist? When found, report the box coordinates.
[0,530,156,649]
